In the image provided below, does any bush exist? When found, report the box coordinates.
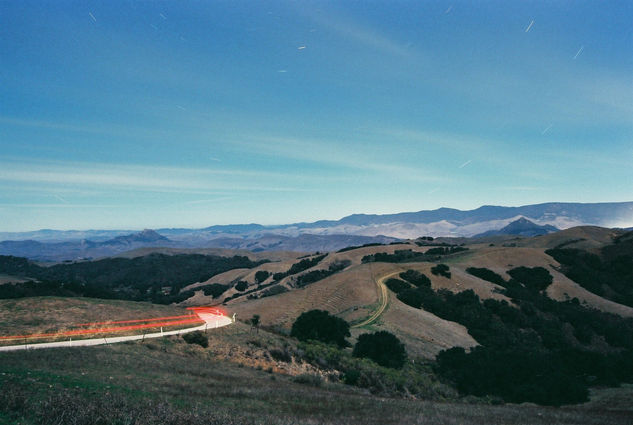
[255,270,270,283]
[291,310,350,347]
[362,250,430,264]
[546,246,633,307]
[295,260,351,287]
[399,270,432,287]
[293,373,323,387]
[425,246,468,255]
[182,331,208,348]
[431,264,451,278]
[201,283,230,298]
[269,348,292,363]
[235,281,248,291]
[353,331,407,369]
[384,278,411,294]
[260,285,288,298]
[466,267,506,286]
[436,347,589,406]
[507,266,552,291]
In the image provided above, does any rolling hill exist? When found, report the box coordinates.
[2,225,633,407]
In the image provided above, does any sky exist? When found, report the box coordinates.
[1,1,632,231]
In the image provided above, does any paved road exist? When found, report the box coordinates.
[352,270,401,328]
[0,311,232,352]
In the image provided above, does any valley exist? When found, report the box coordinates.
[1,223,633,421]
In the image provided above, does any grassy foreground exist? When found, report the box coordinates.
[1,326,632,424]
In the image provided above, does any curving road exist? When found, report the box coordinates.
[352,270,402,328]
[0,310,232,352]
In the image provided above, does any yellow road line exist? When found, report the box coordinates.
[353,269,402,328]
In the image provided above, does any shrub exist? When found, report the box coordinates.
[425,246,468,255]
[342,369,361,385]
[287,255,327,276]
[295,260,351,287]
[399,270,431,287]
[466,267,506,286]
[397,287,427,309]
[362,250,429,264]
[353,331,407,369]
[431,264,451,278]
[182,331,208,348]
[260,285,288,298]
[293,373,323,387]
[201,283,230,298]
[507,266,552,291]
[255,270,270,283]
[269,348,292,363]
[234,281,248,291]
[291,310,350,347]
[384,278,411,294]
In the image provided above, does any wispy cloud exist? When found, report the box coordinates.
[184,197,234,205]
[229,135,446,183]
[298,4,416,59]
[0,203,117,209]
[0,160,311,194]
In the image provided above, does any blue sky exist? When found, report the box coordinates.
[1,1,632,231]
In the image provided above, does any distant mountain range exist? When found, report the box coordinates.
[474,218,559,238]
[1,201,632,261]
[0,230,397,262]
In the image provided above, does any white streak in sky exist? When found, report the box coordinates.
[88,12,97,22]
[159,13,167,20]
[445,6,453,14]
[459,159,472,169]
[185,197,233,205]
[573,45,584,60]
[277,70,287,73]
[176,105,186,111]
[525,20,534,33]
[297,46,306,50]
[53,194,68,203]
[428,187,440,194]
[541,124,553,135]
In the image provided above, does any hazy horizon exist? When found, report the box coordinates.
[1,200,632,234]
[2,1,632,231]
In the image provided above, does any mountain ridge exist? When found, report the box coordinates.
[1,201,632,261]
[474,217,559,238]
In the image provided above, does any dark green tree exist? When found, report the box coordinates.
[182,331,208,348]
[291,309,350,347]
[250,314,260,333]
[352,331,407,369]
[255,270,270,283]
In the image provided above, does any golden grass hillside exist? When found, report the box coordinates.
[190,228,633,358]
[0,297,193,346]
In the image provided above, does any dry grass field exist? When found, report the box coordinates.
[0,297,194,346]
[209,228,633,358]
